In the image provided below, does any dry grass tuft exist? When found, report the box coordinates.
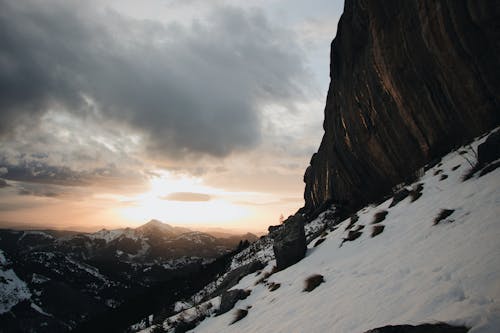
[345,214,359,230]
[371,225,385,237]
[303,274,325,292]
[230,309,248,325]
[433,209,455,225]
[372,211,388,224]
[410,183,424,202]
[254,266,278,285]
[268,282,281,292]
[389,188,410,207]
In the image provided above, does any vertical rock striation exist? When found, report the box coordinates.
[304,0,500,214]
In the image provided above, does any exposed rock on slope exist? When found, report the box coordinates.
[269,214,306,270]
[304,0,500,214]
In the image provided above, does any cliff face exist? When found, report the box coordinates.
[304,0,500,213]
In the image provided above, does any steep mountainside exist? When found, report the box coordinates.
[140,131,500,333]
[304,0,500,214]
[0,221,256,332]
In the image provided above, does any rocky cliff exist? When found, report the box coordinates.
[304,0,500,214]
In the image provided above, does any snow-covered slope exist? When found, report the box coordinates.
[0,250,31,314]
[144,134,500,333]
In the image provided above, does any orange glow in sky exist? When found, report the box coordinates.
[116,171,250,225]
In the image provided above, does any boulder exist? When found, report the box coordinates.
[270,214,306,270]
[216,289,250,316]
[478,130,500,166]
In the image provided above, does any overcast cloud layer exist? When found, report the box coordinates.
[0,0,341,230]
[0,0,311,160]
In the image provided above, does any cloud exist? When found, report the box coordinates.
[2,161,86,186]
[0,0,310,159]
[0,155,147,195]
[162,192,212,202]
[18,188,59,198]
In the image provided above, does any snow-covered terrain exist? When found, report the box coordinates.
[0,218,258,332]
[142,134,500,333]
[0,250,31,314]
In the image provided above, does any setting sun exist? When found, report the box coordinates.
[117,171,250,226]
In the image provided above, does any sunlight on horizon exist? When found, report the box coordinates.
[117,170,251,226]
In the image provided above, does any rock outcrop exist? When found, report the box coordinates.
[269,214,306,270]
[478,130,500,166]
[216,289,250,316]
[304,0,500,214]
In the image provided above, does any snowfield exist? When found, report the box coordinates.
[143,133,500,333]
[0,250,31,314]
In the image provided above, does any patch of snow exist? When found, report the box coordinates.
[0,249,9,266]
[87,228,130,243]
[139,298,220,333]
[18,231,53,241]
[0,268,31,314]
[174,301,192,312]
[31,273,50,284]
[31,302,53,317]
[66,257,108,282]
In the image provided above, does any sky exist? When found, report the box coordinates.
[0,0,344,233]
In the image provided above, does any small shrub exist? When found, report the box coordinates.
[433,209,455,225]
[313,238,326,247]
[389,188,410,207]
[451,164,461,171]
[433,169,443,176]
[345,214,359,230]
[255,266,278,285]
[439,174,448,181]
[230,309,248,325]
[347,230,362,240]
[372,211,388,224]
[340,230,362,247]
[268,282,281,292]
[410,183,424,202]
[371,225,385,237]
[303,274,324,292]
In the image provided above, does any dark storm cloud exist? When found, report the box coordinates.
[2,162,86,186]
[0,156,144,189]
[0,0,309,158]
[162,192,212,202]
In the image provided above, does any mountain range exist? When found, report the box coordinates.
[0,220,257,332]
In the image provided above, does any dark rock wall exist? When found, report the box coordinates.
[304,0,500,213]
